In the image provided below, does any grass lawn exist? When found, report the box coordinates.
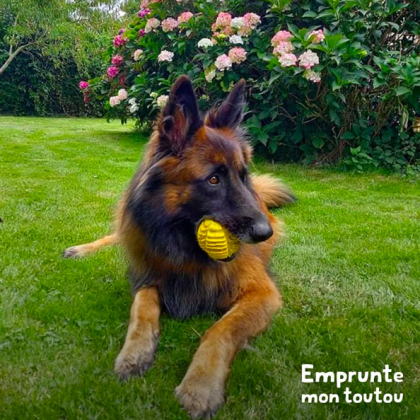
[1,116,420,420]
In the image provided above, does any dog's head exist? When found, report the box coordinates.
[130,76,273,262]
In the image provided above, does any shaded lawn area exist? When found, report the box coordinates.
[0,116,419,420]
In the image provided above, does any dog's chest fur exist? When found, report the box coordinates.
[129,263,234,319]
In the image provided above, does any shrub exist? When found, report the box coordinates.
[86,0,420,171]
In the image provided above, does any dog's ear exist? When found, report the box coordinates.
[206,79,246,129]
[159,75,201,155]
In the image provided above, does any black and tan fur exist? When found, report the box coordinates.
[64,76,295,419]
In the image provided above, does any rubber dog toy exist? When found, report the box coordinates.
[197,219,240,260]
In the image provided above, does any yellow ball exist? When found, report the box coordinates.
[197,220,240,260]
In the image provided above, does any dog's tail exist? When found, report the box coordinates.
[252,174,296,208]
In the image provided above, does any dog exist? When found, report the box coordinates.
[64,76,295,419]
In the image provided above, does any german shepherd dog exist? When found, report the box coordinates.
[64,76,295,419]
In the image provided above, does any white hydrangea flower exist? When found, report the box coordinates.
[230,17,244,29]
[158,50,174,62]
[157,95,169,107]
[205,68,216,83]
[229,35,244,44]
[198,38,214,49]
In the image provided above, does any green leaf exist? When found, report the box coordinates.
[302,11,317,18]
[312,138,324,148]
[394,87,411,96]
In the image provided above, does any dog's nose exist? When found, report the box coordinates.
[250,219,273,243]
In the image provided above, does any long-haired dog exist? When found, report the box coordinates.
[64,76,295,419]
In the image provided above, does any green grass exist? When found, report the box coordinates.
[1,116,419,420]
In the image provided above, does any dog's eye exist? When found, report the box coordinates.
[208,175,220,185]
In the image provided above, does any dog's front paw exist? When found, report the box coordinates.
[62,246,86,259]
[114,339,157,381]
[175,376,225,419]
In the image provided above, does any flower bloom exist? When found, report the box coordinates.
[309,29,325,43]
[145,18,160,33]
[271,30,293,47]
[157,95,169,107]
[158,50,174,62]
[161,17,179,32]
[111,55,124,66]
[197,38,214,49]
[138,29,146,37]
[230,17,252,37]
[107,66,119,79]
[278,53,298,67]
[273,41,294,55]
[243,13,261,27]
[299,50,319,70]
[215,54,232,71]
[178,12,193,24]
[117,89,128,101]
[79,81,89,90]
[231,17,244,30]
[113,35,128,47]
[109,96,121,107]
[215,12,232,28]
[304,70,321,83]
[229,35,243,44]
[118,29,126,35]
[141,0,158,7]
[205,68,216,82]
[138,8,151,18]
[133,49,143,61]
[228,47,247,64]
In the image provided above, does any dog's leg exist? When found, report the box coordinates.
[175,277,282,419]
[114,286,161,380]
[63,233,117,258]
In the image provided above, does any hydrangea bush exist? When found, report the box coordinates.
[81,0,420,171]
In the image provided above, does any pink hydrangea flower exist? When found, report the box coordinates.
[215,54,232,71]
[107,66,119,79]
[111,55,124,66]
[304,70,321,83]
[243,13,261,27]
[138,29,146,37]
[278,53,298,67]
[273,41,294,55]
[145,18,160,33]
[299,50,320,70]
[109,96,121,107]
[113,35,128,47]
[230,17,253,36]
[78,81,89,90]
[178,12,193,24]
[138,8,151,18]
[158,50,174,62]
[271,30,293,47]
[215,12,232,28]
[141,0,158,8]
[228,47,247,64]
[309,29,325,43]
[237,25,252,37]
[117,89,128,101]
[161,18,179,32]
[133,49,143,61]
